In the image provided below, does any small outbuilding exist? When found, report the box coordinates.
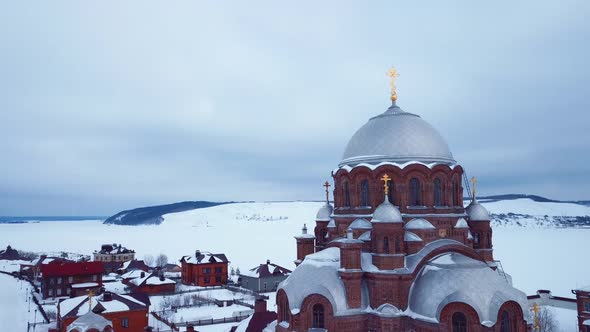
[239,260,291,293]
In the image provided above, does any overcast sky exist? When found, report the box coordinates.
[1,1,589,216]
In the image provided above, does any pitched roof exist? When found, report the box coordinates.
[242,262,292,278]
[59,292,149,319]
[129,273,175,287]
[41,261,104,277]
[121,259,148,271]
[245,311,277,332]
[181,251,229,265]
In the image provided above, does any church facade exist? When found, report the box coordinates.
[275,71,532,332]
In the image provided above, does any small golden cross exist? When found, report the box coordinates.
[88,290,94,310]
[323,181,331,202]
[387,66,400,101]
[471,176,477,199]
[381,174,391,194]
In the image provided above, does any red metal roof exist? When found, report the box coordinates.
[41,261,104,277]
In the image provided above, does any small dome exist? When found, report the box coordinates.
[349,218,372,230]
[466,199,490,221]
[454,218,469,228]
[340,103,455,166]
[316,203,333,222]
[372,197,403,223]
[374,303,402,317]
[405,218,435,230]
[404,231,423,242]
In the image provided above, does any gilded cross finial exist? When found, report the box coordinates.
[323,181,331,202]
[381,174,391,195]
[88,290,94,310]
[387,66,400,102]
[532,303,540,331]
[471,176,477,199]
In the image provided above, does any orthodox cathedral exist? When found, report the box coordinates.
[275,69,532,332]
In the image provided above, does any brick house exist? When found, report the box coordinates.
[41,261,104,299]
[180,250,229,286]
[0,245,20,260]
[239,260,291,293]
[56,291,149,332]
[573,287,590,331]
[128,272,176,294]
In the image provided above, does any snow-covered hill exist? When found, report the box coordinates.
[0,199,589,298]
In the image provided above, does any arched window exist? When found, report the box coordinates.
[451,180,459,206]
[312,303,325,328]
[409,178,422,206]
[474,233,480,249]
[486,233,491,247]
[383,236,390,254]
[387,179,395,204]
[394,238,401,253]
[360,180,370,207]
[500,310,511,332]
[280,297,290,322]
[434,178,443,206]
[452,312,467,332]
[344,182,351,207]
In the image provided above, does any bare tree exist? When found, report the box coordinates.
[537,307,558,332]
[144,254,154,267]
[155,253,168,268]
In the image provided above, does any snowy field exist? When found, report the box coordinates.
[0,199,589,331]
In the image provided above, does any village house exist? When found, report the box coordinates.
[180,250,229,286]
[53,291,150,332]
[119,259,149,274]
[0,245,20,260]
[572,286,590,332]
[20,255,73,280]
[40,261,104,299]
[93,243,135,263]
[239,260,291,293]
[121,269,147,284]
[128,272,176,294]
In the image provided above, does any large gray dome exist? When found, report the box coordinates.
[340,102,455,166]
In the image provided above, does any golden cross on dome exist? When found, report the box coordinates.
[381,174,391,194]
[387,66,400,102]
[471,176,477,199]
[323,181,331,202]
[532,303,540,330]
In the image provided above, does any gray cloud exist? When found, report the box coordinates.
[1,1,589,215]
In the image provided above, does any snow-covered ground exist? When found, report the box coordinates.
[0,199,588,331]
[0,273,54,331]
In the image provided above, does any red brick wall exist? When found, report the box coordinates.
[181,261,228,286]
[575,290,590,332]
[134,282,175,294]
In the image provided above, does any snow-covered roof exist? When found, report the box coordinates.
[130,273,175,287]
[66,311,112,332]
[404,231,423,242]
[466,199,490,221]
[584,319,590,326]
[60,292,149,319]
[454,218,469,229]
[408,253,531,326]
[71,282,99,289]
[405,218,435,230]
[241,261,291,278]
[359,231,371,241]
[349,218,372,230]
[372,197,403,223]
[327,218,336,228]
[279,247,368,315]
[121,269,145,280]
[316,203,333,222]
[181,251,229,265]
[372,303,402,317]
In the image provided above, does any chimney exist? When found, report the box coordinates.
[266,259,270,265]
[347,228,353,240]
[186,325,195,332]
[255,298,267,313]
[140,272,145,278]
[195,250,201,257]
[159,275,165,281]
[302,224,308,235]
[103,292,112,302]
